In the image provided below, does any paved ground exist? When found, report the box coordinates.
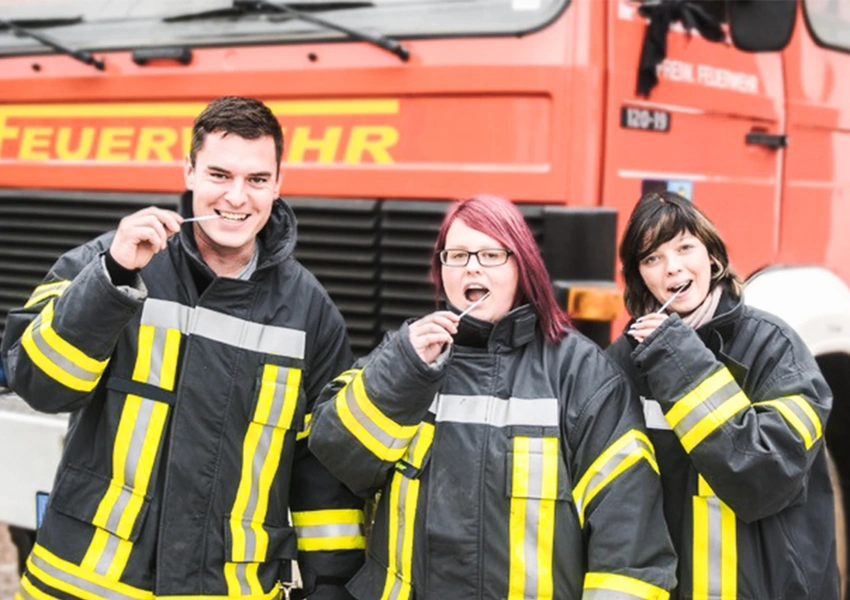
[0,525,17,600]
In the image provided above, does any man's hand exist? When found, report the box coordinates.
[109,207,183,271]
[408,311,460,365]
[627,313,669,343]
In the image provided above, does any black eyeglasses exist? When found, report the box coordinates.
[439,248,513,267]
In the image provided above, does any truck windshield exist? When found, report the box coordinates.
[0,0,570,56]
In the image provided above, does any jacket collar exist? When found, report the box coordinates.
[449,303,539,352]
[178,192,297,276]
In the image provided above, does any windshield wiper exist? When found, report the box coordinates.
[166,0,408,61]
[0,19,105,70]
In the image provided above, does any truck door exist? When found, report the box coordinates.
[601,0,786,328]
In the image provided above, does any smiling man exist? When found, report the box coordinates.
[1,96,364,599]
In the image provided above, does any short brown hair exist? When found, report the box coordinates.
[190,96,284,174]
[619,191,743,317]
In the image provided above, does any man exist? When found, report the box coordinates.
[1,96,364,599]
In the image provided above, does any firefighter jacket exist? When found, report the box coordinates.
[309,307,678,600]
[1,197,365,600]
[607,290,838,600]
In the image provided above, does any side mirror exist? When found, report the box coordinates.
[728,0,797,52]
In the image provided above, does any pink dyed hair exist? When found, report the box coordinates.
[429,195,570,345]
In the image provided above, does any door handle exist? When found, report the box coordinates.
[746,130,788,149]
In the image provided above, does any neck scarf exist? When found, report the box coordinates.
[679,284,722,329]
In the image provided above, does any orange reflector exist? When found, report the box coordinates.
[566,285,624,321]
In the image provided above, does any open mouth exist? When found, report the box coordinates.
[215,209,249,222]
[668,281,692,294]
[464,284,490,302]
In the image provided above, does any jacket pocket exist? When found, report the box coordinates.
[250,362,306,432]
[50,464,151,542]
[505,429,571,501]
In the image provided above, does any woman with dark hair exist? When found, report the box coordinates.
[608,191,838,600]
[310,194,676,599]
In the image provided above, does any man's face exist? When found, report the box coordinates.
[184,131,281,261]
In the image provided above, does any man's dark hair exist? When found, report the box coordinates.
[190,96,284,174]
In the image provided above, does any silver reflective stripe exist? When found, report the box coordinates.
[707,497,722,598]
[393,475,412,599]
[243,424,277,561]
[583,590,646,600]
[234,563,251,596]
[264,366,294,428]
[574,437,653,517]
[28,315,101,383]
[673,381,739,439]
[386,577,404,600]
[435,395,558,427]
[641,397,671,430]
[523,437,544,598]
[345,385,410,452]
[29,552,138,600]
[296,523,363,539]
[142,299,305,359]
[94,534,122,576]
[779,398,819,441]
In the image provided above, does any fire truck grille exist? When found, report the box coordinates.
[0,192,541,358]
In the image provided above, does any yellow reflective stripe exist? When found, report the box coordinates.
[20,574,60,600]
[537,438,557,600]
[572,430,659,527]
[298,535,366,551]
[224,563,240,596]
[379,421,434,600]
[693,494,709,599]
[246,564,262,596]
[28,544,153,600]
[720,501,737,598]
[159,328,181,391]
[755,396,822,450]
[335,371,418,462]
[296,413,312,441]
[680,392,748,453]
[508,436,530,600]
[253,365,279,423]
[292,508,363,526]
[115,400,169,538]
[666,369,734,429]
[583,572,670,600]
[277,367,301,429]
[231,422,264,563]
[692,477,737,599]
[21,300,108,392]
[24,280,71,308]
[252,427,286,560]
[37,301,109,374]
[380,470,405,600]
[106,539,133,581]
[352,372,419,442]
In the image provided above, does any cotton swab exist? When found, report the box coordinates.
[459,291,491,319]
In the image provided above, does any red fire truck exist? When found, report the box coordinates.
[1,0,849,589]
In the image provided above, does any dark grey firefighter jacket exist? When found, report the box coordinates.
[1,198,364,599]
[310,307,677,600]
[607,291,838,600]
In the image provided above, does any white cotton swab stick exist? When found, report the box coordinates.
[183,214,221,222]
[458,291,491,319]
[655,284,687,314]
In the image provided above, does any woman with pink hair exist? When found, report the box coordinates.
[310,195,676,599]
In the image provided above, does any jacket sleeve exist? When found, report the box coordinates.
[633,314,831,522]
[289,299,363,599]
[309,322,447,497]
[0,236,143,413]
[566,351,677,598]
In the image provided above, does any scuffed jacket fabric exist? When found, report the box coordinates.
[607,291,838,600]
[1,197,365,599]
[309,307,678,600]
